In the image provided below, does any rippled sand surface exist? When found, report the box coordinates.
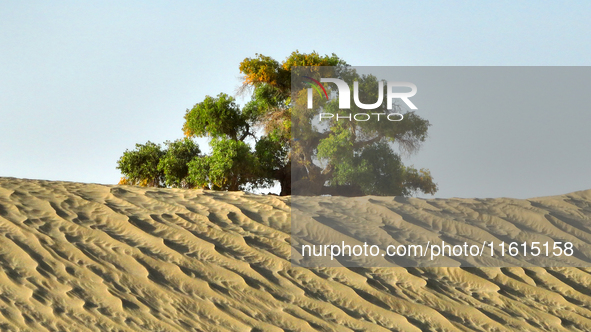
[1,177,591,331]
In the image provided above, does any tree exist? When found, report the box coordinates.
[182,93,268,191]
[117,138,200,188]
[234,52,344,195]
[158,138,201,188]
[183,93,251,141]
[187,138,262,191]
[117,51,437,197]
[240,51,437,196]
[117,141,165,187]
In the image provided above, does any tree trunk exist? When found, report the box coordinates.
[277,164,291,196]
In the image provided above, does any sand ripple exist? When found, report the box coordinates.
[0,178,591,331]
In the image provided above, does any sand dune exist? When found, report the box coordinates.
[1,178,591,331]
[291,192,591,267]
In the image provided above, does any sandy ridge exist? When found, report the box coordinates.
[0,178,591,331]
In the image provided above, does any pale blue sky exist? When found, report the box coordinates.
[1,1,590,198]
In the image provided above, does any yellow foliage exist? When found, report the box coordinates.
[239,53,281,87]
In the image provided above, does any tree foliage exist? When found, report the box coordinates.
[117,51,437,196]
[291,69,438,196]
[187,139,261,191]
[183,93,251,141]
[158,138,201,188]
[182,93,268,191]
[117,141,165,187]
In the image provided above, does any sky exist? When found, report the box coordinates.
[1,1,590,199]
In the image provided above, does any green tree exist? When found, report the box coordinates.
[117,141,165,187]
[187,138,262,191]
[117,51,437,196]
[158,138,201,188]
[240,51,437,196]
[182,93,268,191]
[183,93,251,140]
[233,52,344,195]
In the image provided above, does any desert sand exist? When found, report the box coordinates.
[1,177,591,331]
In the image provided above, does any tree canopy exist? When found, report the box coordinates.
[117,141,165,187]
[117,51,437,196]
